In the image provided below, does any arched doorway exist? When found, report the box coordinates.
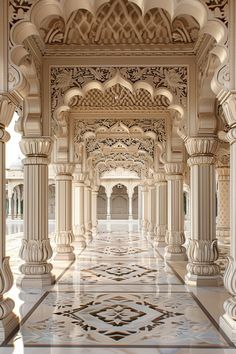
[97,186,107,220]
[111,184,128,220]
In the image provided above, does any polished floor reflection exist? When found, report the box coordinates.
[1,222,235,353]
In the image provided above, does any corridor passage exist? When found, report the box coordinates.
[2,224,235,353]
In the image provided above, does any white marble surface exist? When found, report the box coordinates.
[0,223,235,353]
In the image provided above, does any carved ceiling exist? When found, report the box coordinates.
[40,0,200,52]
[74,118,164,177]
[9,0,228,57]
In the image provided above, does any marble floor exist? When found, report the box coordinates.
[1,221,235,354]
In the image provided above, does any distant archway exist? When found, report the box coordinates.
[111,184,128,220]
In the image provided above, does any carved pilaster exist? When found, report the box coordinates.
[18,137,55,288]
[54,163,75,261]
[185,137,222,286]
[147,182,155,241]
[154,173,167,247]
[164,163,187,261]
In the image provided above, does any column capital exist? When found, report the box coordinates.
[73,172,85,183]
[216,166,230,178]
[185,137,219,156]
[92,186,99,194]
[221,92,236,127]
[164,162,185,176]
[0,95,16,127]
[54,163,75,176]
[20,137,53,157]
[154,172,166,184]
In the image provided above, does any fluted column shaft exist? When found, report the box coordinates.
[216,167,230,245]
[106,193,111,220]
[147,183,155,240]
[54,164,75,261]
[73,176,86,251]
[138,185,142,230]
[91,187,99,236]
[128,193,133,220]
[141,185,148,234]
[164,163,187,261]
[8,196,12,218]
[13,193,17,219]
[221,127,236,339]
[18,137,54,288]
[84,184,92,243]
[154,173,167,247]
[17,190,21,218]
[185,137,221,286]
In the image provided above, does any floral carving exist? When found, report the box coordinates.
[9,0,35,29]
[41,0,199,46]
[51,66,188,121]
[202,0,228,26]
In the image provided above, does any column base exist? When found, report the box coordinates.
[185,273,223,286]
[0,312,19,342]
[220,314,236,342]
[73,235,86,251]
[164,251,187,262]
[54,252,76,261]
[17,272,55,289]
[85,231,93,243]
[154,240,166,248]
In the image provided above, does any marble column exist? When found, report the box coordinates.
[54,164,75,261]
[8,195,12,219]
[18,137,55,288]
[141,185,148,234]
[73,174,86,251]
[128,190,133,220]
[221,128,236,338]
[216,166,230,246]
[106,192,111,220]
[154,173,167,247]
[17,190,21,219]
[91,186,99,237]
[185,137,221,286]
[147,183,155,241]
[84,183,92,243]
[138,185,142,230]
[0,119,19,338]
[164,163,187,261]
[13,193,17,219]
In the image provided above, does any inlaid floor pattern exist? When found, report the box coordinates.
[3,226,235,353]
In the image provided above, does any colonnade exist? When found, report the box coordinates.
[7,185,23,219]
[0,132,233,339]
